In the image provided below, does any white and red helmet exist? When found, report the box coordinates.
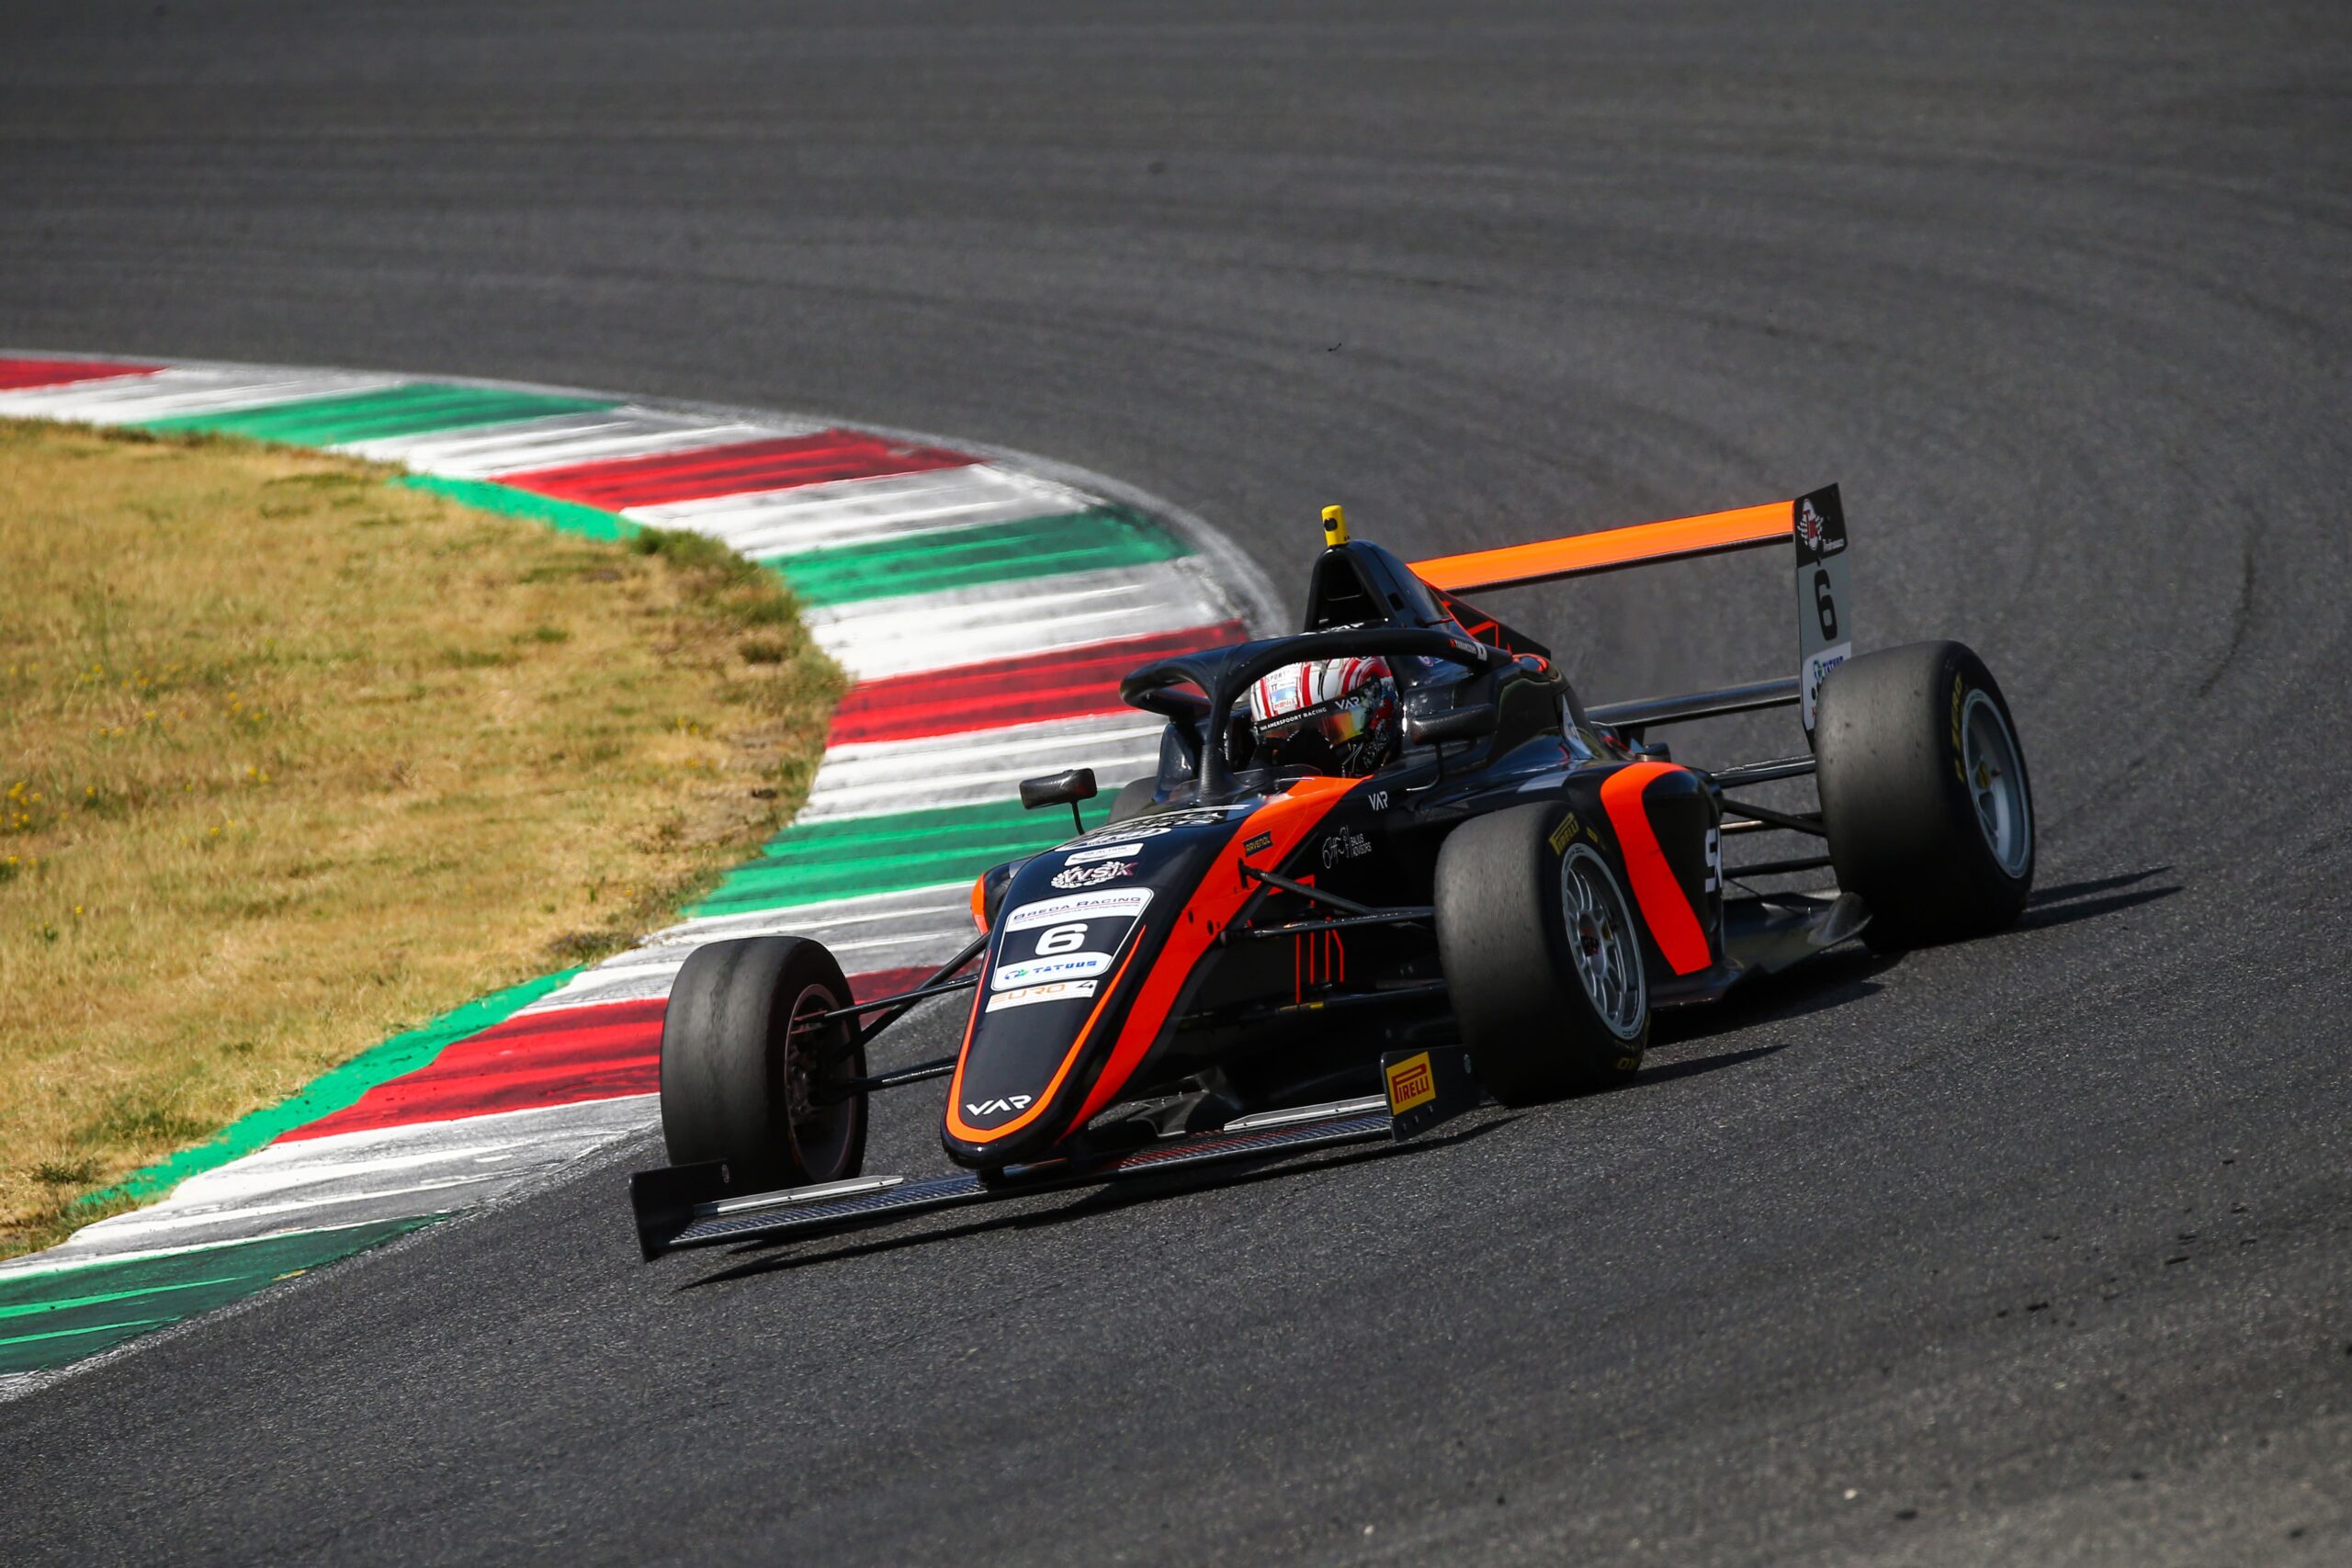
[1247,656,1399,777]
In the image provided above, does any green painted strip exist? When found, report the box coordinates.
[2,376,1212,1381]
[688,798,1108,915]
[399,474,637,542]
[761,507,1187,607]
[86,967,579,1208]
[0,1217,436,1375]
[0,1271,247,1321]
[0,1317,175,1349]
[140,383,612,446]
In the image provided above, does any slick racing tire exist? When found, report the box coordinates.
[1435,802,1649,1104]
[659,935,867,1189]
[1814,640,2035,951]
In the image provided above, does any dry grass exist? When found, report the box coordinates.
[0,420,843,1257]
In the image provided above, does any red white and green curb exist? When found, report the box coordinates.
[0,352,1277,1392]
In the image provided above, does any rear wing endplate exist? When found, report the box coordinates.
[1409,483,1852,737]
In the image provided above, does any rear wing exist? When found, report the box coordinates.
[1410,483,1852,738]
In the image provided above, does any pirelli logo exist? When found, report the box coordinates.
[1385,1051,1436,1115]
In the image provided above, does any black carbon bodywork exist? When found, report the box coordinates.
[932,538,1820,1172]
[639,530,1877,1245]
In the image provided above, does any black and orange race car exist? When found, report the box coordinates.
[630,489,2036,1259]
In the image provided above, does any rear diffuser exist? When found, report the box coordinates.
[630,1046,1479,1260]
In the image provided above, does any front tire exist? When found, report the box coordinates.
[1815,640,2035,950]
[1435,803,1650,1104]
[659,935,868,1188]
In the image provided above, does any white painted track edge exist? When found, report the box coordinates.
[0,345,1272,1395]
[0,346,1285,637]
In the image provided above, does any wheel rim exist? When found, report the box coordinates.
[1558,843,1647,1040]
[1960,689,2031,877]
[783,982,860,1179]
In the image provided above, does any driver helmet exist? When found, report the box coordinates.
[1247,656,1399,777]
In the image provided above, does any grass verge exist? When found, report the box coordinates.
[0,419,844,1258]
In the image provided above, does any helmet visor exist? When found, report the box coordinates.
[1309,694,1379,749]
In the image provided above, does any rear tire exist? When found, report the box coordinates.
[659,935,867,1188]
[1815,640,2035,951]
[1435,803,1649,1104]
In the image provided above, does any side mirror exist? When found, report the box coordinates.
[1020,767,1098,833]
[1405,704,1498,748]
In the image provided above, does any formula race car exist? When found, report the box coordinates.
[631,487,2035,1259]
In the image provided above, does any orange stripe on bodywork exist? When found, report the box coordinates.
[942,942,1143,1145]
[968,873,989,932]
[942,776,1361,1149]
[1411,502,1792,593]
[1067,775,1359,1128]
[1600,762,1712,976]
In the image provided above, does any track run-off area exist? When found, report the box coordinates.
[2,4,2347,1565]
[0,353,1269,1383]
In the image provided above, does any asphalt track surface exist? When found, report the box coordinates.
[5,4,2349,1563]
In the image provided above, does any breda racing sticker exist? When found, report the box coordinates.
[1003,889,1153,928]
[986,889,1152,1011]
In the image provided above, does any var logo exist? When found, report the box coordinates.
[964,1095,1035,1118]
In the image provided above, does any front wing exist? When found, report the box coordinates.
[630,1046,1478,1261]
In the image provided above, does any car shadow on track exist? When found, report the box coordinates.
[672,1036,1811,1291]
[668,880,2183,1293]
[1650,864,2183,1050]
[2013,864,2182,931]
[677,1117,1521,1289]
[1629,1040,1792,1087]
[1651,949,1894,1049]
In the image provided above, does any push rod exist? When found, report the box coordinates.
[1716,800,1827,837]
[1706,754,1818,788]
[832,1056,958,1096]
[1235,908,1435,941]
[1727,853,1835,877]
[1239,863,1382,916]
[814,930,989,1065]
[816,964,982,1025]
